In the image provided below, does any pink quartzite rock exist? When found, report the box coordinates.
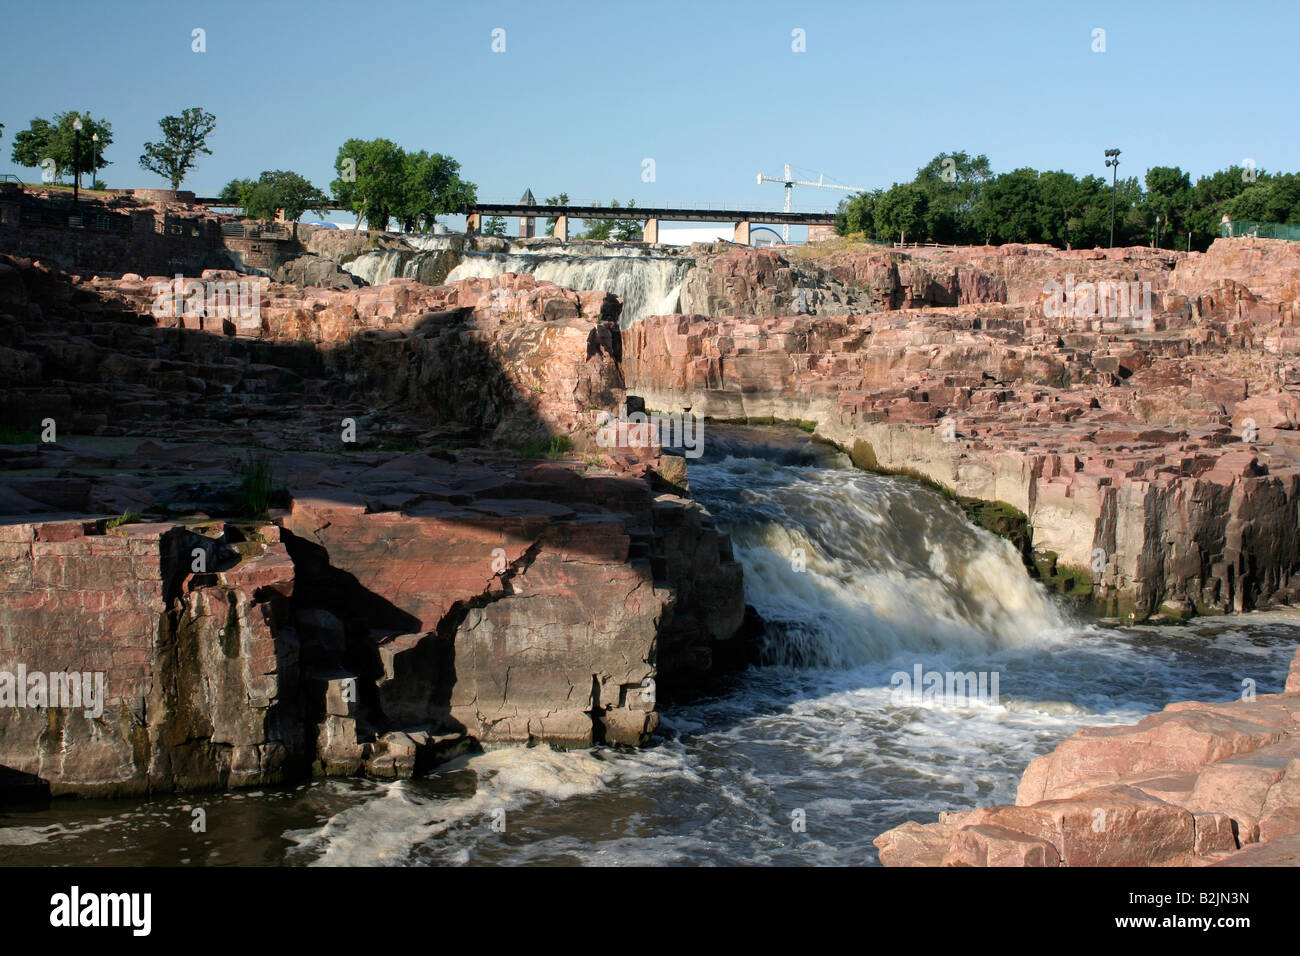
[876,652,1300,866]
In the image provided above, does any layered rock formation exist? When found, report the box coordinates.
[623,238,1300,619]
[874,651,1300,866]
[0,257,748,797]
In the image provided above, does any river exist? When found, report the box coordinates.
[3,425,1296,866]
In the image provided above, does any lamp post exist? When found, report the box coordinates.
[91,131,98,190]
[1104,148,1121,248]
[72,116,83,203]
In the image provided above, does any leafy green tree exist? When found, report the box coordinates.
[1034,171,1109,249]
[543,193,570,235]
[1223,174,1300,226]
[219,177,255,208]
[139,108,216,190]
[915,151,992,243]
[9,111,113,182]
[331,138,405,230]
[972,168,1043,244]
[398,150,476,232]
[483,216,507,237]
[581,199,641,240]
[874,183,928,244]
[835,189,881,237]
[220,170,330,221]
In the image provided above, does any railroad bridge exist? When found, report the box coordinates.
[467,195,837,244]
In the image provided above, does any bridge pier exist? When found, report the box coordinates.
[642,217,659,244]
[733,220,751,245]
[553,214,568,242]
[465,212,481,235]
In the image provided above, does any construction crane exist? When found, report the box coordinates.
[757,164,867,242]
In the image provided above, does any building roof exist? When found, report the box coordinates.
[519,188,536,206]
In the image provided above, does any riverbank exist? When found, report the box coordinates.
[623,237,1300,621]
[876,646,1300,866]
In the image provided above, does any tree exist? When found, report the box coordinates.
[139,108,216,190]
[1223,174,1300,227]
[1140,166,1192,247]
[874,183,928,244]
[483,216,507,237]
[580,199,641,241]
[543,193,570,235]
[915,151,992,243]
[835,189,881,238]
[972,168,1044,244]
[220,170,330,221]
[9,111,113,182]
[331,138,405,231]
[397,150,476,232]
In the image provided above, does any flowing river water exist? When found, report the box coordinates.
[3,425,1297,866]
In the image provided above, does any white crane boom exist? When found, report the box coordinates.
[756,163,867,242]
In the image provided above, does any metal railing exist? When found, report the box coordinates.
[220,221,291,240]
[18,202,132,233]
[1222,220,1300,241]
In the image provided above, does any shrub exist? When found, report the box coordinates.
[235,453,275,517]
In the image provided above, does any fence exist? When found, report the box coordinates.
[1222,220,1300,241]
[220,221,291,240]
[17,201,133,233]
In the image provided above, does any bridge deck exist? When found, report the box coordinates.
[192,200,839,226]
[473,204,836,224]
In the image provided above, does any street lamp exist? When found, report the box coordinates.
[91,131,99,191]
[72,116,83,202]
[1104,148,1121,248]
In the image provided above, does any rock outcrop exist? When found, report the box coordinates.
[271,253,365,290]
[623,237,1300,618]
[875,650,1300,866]
[0,256,749,797]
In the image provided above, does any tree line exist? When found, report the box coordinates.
[836,151,1300,251]
[5,110,477,232]
[7,108,217,193]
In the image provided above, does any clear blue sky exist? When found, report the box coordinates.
[1,0,1296,219]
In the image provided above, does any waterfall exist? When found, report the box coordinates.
[445,248,692,327]
[343,240,691,327]
[343,250,412,286]
[688,431,1068,670]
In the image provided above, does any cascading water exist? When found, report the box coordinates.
[5,425,1297,866]
[344,249,410,286]
[343,240,692,326]
[444,246,691,327]
[695,436,1066,670]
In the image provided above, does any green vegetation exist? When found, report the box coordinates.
[709,414,819,432]
[105,510,141,530]
[1032,551,1096,599]
[234,453,275,517]
[0,424,39,444]
[483,215,507,237]
[139,107,216,190]
[834,150,1300,251]
[219,170,331,221]
[579,200,642,241]
[330,138,475,232]
[517,434,574,460]
[8,110,113,183]
[543,193,569,235]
